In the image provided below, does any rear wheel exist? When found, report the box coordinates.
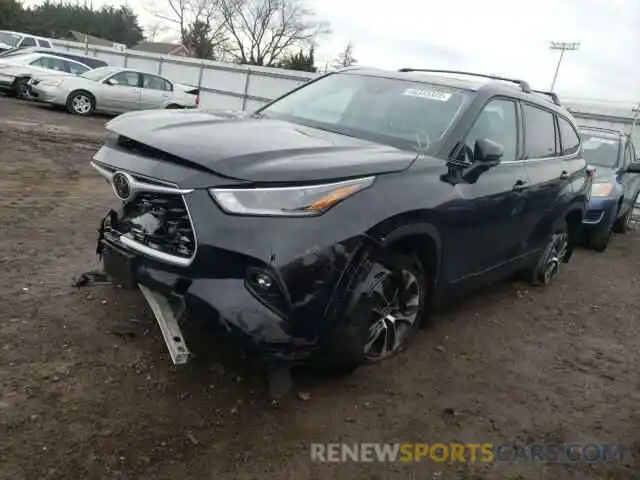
[14,77,32,100]
[525,220,569,286]
[66,91,95,116]
[310,251,428,374]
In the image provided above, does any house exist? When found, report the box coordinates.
[133,41,190,57]
[65,31,115,48]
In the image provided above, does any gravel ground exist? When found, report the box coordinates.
[1,97,640,480]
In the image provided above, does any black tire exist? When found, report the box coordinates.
[613,195,637,233]
[14,77,32,100]
[66,90,95,116]
[586,228,611,252]
[309,251,428,375]
[525,220,570,286]
[166,104,183,109]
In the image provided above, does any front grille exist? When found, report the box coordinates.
[585,209,603,222]
[116,192,195,259]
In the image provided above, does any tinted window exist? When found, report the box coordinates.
[37,39,52,48]
[142,74,172,91]
[30,56,67,72]
[523,104,556,158]
[108,71,139,87]
[20,37,37,47]
[558,116,581,155]
[464,99,518,162]
[260,73,473,152]
[63,59,89,75]
[581,134,620,168]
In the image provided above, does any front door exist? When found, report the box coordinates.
[446,97,529,280]
[99,71,142,112]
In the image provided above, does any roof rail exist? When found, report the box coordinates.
[531,90,561,106]
[397,68,532,93]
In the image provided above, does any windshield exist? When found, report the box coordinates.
[80,67,119,81]
[258,72,472,152]
[581,134,620,168]
[0,32,21,47]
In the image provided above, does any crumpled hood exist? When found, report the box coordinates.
[105,109,418,183]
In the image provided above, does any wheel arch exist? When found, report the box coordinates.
[564,206,584,263]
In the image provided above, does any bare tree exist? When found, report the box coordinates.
[152,0,228,58]
[333,42,356,69]
[219,0,329,66]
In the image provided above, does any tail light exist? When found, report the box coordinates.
[196,94,200,108]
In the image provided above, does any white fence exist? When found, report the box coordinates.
[51,39,318,111]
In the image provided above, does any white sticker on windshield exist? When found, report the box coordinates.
[402,88,452,101]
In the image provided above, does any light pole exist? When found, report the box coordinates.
[549,41,580,92]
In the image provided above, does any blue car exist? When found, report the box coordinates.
[580,126,640,251]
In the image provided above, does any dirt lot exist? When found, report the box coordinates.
[2,97,640,480]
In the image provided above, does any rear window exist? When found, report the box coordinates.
[259,72,472,152]
[581,134,620,168]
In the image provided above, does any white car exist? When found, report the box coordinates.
[0,30,53,54]
[0,52,92,98]
[30,67,201,116]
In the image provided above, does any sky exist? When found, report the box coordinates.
[24,0,640,103]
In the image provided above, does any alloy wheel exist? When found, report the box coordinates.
[541,231,568,284]
[364,268,422,362]
[72,95,92,115]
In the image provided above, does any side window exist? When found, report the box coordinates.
[557,116,581,155]
[464,98,518,162]
[142,74,172,91]
[37,39,52,48]
[64,60,89,75]
[30,57,64,71]
[522,104,556,158]
[20,37,37,47]
[107,72,140,87]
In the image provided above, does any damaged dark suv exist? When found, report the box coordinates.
[90,67,590,375]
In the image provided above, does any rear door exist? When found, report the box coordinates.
[518,102,567,253]
[139,73,172,109]
[100,71,142,112]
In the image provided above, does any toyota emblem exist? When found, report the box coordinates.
[112,171,134,200]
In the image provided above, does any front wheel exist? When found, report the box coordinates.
[526,221,569,286]
[310,251,428,374]
[613,194,638,233]
[66,91,95,116]
[586,228,611,252]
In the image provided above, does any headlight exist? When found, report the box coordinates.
[591,183,614,197]
[209,176,375,216]
[40,79,63,87]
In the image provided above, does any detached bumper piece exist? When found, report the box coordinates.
[138,283,190,365]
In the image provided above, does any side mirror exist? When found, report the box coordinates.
[474,138,503,163]
[104,78,115,86]
[626,162,640,174]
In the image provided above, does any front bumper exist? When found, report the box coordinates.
[97,199,365,365]
[30,84,67,105]
[582,197,617,231]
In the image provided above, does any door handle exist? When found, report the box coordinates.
[560,170,569,180]
[513,179,527,191]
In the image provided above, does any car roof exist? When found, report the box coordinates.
[0,30,50,40]
[338,66,573,117]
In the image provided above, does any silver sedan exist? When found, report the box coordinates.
[30,66,200,116]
